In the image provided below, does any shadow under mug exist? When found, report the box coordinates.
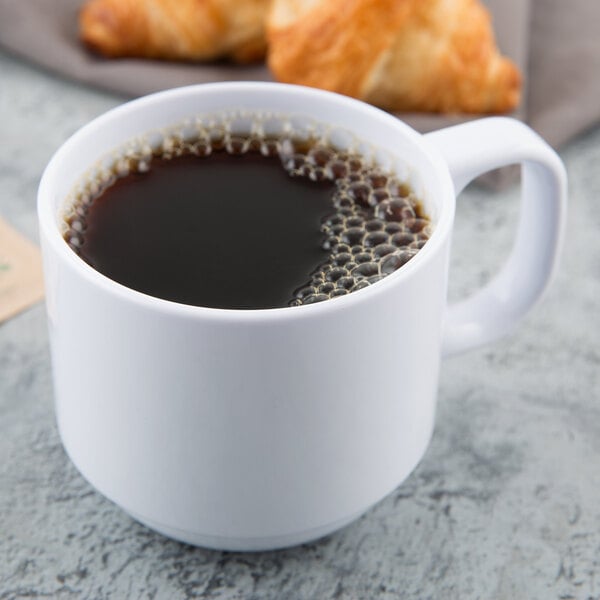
[38,83,567,551]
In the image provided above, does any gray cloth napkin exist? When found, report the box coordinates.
[0,0,598,150]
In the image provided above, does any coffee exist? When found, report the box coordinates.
[62,114,432,309]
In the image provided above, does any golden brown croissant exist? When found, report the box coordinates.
[267,0,521,114]
[80,0,271,63]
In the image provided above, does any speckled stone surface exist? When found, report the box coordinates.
[1,50,600,600]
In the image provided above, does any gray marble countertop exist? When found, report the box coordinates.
[1,50,600,600]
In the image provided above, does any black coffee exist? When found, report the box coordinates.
[63,117,431,309]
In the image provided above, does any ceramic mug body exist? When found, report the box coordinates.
[38,83,566,551]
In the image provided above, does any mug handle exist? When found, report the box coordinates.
[424,117,567,356]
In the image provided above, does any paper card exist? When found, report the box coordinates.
[0,217,45,323]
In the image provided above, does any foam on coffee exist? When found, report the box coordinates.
[61,112,433,308]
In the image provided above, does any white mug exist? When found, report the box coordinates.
[38,83,566,551]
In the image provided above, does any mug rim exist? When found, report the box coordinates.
[38,82,455,323]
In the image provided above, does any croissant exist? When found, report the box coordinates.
[267,0,521,114]
[80,0,271,63]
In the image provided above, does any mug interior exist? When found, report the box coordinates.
[38,82,454,313]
